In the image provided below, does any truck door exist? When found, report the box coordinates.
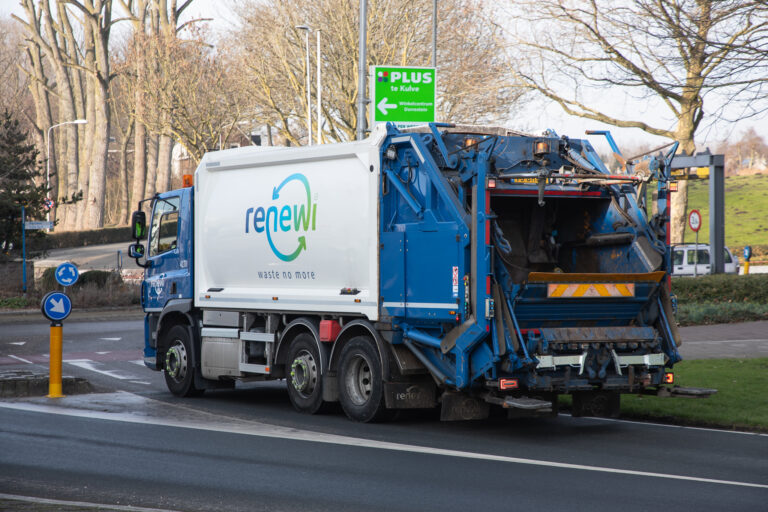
[145,194,185,310]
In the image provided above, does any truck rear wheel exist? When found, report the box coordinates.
[163,325,203,397]
[286,333,326,414]
[338,336,388,422]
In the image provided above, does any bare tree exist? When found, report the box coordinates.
[229,0,523,144]
[15,0,116,230]
[504,0,768,242]
[137,25,252,164]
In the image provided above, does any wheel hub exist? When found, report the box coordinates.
[343,354,372,406]
[165,343,188,381]
[290,351,317,396]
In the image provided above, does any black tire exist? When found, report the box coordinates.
[338,336,388,422]
[163,325,203,397]
[286,333,326,414]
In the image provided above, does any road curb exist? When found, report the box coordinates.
[0,370,92,397]
[0,306,144,324]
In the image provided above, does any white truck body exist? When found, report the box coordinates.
[193,130,386,320]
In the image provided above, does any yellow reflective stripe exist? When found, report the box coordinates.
[574,284,590,297]
[546,283,636,298]
[548,284,568,297]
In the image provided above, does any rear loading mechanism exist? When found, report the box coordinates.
[131,122,714,423]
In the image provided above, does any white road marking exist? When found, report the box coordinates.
[0,397,765,490]
[100,338,122,341]
[64,359,137,380]
[129,360,146,366]
[0,492,180,512]
[8,355,34,364]
[96,351,112,354]
[684,339,768,344]
[9,342,26,346]
[129,381,152,385]
[563,414,768,437]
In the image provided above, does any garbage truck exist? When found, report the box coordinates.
[128,122,714,422]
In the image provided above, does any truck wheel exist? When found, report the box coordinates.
[163,325,203,397]
[286,333,325,414]
[338,336,388,422]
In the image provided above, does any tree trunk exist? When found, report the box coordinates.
[670,118,698,244]
[144,133,159,199]
[155,133,173,193]
[132,121,148,207]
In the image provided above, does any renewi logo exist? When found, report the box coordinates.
[244,173,317,262]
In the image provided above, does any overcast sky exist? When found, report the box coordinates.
[2,0,765,153]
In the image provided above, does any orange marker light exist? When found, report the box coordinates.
[487,178,497,189]
[664,372,675,384]
[499,378,518,390]
[182,174,194,187]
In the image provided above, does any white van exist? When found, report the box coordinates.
[671,244,739,276]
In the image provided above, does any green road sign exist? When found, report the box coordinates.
[370,66,436,127]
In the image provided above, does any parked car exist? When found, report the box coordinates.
[671,244,739,276]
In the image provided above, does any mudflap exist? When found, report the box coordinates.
[571,390,620,418]
[384,381,438,409]
[440,391,490,421]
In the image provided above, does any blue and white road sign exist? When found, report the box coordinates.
[41,291,72,322]
[55,262,79,286]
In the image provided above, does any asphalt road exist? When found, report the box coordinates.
[1,390,767,512]
[34,241,143,271]
[1,317,767,511]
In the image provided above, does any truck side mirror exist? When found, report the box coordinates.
[131,211,147,240]
[128,242,150,268]
[128,243,145,259]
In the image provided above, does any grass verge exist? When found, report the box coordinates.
[560,358,768,432]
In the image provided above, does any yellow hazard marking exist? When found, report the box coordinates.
[547,283,635,298]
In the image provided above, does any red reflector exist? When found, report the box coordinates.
[319,320,341,342]
[499,378,518,390]
[664,372,674,384]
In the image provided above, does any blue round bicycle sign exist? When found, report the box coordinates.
[55,262,79,287]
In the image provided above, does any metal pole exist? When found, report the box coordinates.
[47,323,64,398]
[21,205,26,294]
[305,29,312,146]
[46,119,87,232]
[432,0,437,67]
[46,127,52,231]
[317,30,322,145]
[694,230,698,278]
[356,0,367,140]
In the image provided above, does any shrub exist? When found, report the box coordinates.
[672,274,768,304]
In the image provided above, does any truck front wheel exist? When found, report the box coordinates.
[338,336,387,422]
[163,325,203,397]
[286,333,326,414]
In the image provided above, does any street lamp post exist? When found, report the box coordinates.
[296,25,312,146]
[356,0,367,140]
[47,119,87,231]
[316,29,322,145]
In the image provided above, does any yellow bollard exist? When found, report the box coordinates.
[47,323,65,398]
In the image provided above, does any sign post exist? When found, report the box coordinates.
[370,66,436,129]
[688,209,702,277]
[41,262,78,398]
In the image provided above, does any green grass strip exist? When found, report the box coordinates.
[561,358,768,432]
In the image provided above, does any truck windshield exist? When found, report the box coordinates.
[149,197,180,257]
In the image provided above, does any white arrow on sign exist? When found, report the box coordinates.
[377,97,397,116]
[49,297,66,314]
